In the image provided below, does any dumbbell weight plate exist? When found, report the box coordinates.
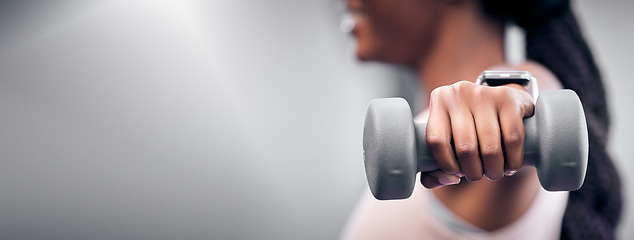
[533,90,588,191]
[363,98,417,200]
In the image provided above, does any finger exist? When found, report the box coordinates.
[499,104,526,176]
[473,105,504,181]
[449,108,483,182]
[420,170,461,189]
[426,99,461,174]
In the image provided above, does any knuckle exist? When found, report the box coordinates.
[452,81,474,92]
[455,143,478,159]
[480,144,501,160]
[454,80,473,88]
[429,87,449,105]
[429,88,440,101]
[427,134,449,151]
[517,104,527,116]
[431,86,450,97]
[504,131,524,148]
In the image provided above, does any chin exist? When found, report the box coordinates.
[355,42,382,62]
[354,43,370,61]
[355,51,374,62]
[356,47,410,66]
[355,40,411,64]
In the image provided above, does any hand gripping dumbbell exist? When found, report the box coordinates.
[363,90,588,200]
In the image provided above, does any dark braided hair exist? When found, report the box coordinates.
[480,0,622,239]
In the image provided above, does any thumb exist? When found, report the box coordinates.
[420,170,461,189]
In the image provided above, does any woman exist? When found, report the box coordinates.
[342,0,621,239]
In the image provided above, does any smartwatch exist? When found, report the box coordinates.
[476,71,539,102]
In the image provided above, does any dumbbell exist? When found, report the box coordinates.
[363,90,588,200]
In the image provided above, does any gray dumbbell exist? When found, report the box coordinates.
[363,90,588,200]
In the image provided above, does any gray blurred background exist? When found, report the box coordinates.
[0,0,631,239]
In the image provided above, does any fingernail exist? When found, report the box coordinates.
[438,176,461,185]
[505,170,517,176]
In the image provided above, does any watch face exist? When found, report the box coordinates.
[480,71,532,86]
[482,71,532,80]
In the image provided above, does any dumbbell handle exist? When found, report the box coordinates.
[413,119,539,173]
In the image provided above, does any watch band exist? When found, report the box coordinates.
[476,71,539,102]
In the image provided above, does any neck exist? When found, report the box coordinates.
[416,6,505,104]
